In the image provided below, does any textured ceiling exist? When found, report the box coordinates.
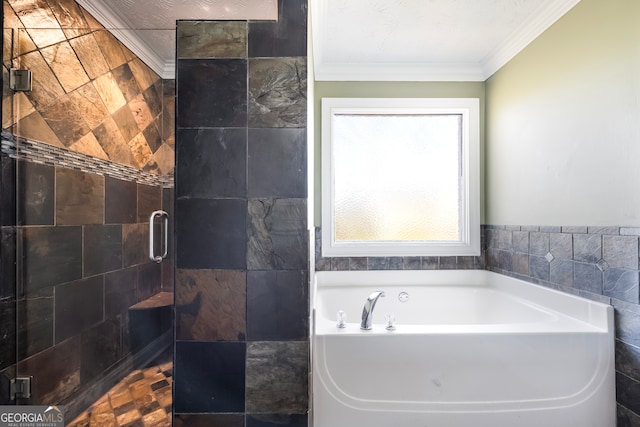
[312,0,582,81]
[77,0,581,81]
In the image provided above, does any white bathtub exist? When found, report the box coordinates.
[312,270,615,427]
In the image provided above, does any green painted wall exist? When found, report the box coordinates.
[485,0,640,226]
[313,81,485,225]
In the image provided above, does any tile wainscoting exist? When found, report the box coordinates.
[483,224,640,426]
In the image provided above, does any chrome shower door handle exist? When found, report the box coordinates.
[149,210,169,263]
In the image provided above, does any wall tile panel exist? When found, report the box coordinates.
[0,156,16,226]
[604,235,639,270]
[177,21,247,59]
[55,168,104,225]
[176,269,246,342]
[174,341,246,413]
[247,198,307,270]
[17,287,53,359]
[137,183,162,223]
[604,268,639,304]
[177,128,247,199]
[83,224,123,276]
[617,372,640,417]
[176,198,247,270]
[574,233,602,263]
[248,58,306,128]
[17,159,54,225]
[248,0,307,58]
[17,336,81,405]
[104,266,138,317]
[122,223,148,267]
[247,270,308,341]
[573,262,603,294]
[248,128,306,198]
[54,275,104,343]
[246,341,308,413]
[80,317,121,385]
[138,262,162,302]
[0,227,16,299]
[22,225,82,292]
[105,176,137,224]
[0,298,16,371]
[177,59,247,128]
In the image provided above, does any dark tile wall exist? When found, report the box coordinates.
[174,1,309,424]
[483,224,640,425]
[0,152,16,404]
[0,151,172,411]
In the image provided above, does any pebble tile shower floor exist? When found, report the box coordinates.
[67,359,172,427]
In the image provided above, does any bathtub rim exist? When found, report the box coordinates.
[313,269,613,335]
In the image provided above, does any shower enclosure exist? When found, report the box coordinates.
[1,4,176,423]
[3,1,312,426]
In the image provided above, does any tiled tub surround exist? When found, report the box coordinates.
[174,2,309,425]
[316,225,640,424]
[483,225,640,425]
[315,227,485,271]
[0,142,174,421]
[2,0,176,175]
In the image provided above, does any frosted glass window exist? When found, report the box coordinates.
[322,98,480,257]
[333,114,461,242]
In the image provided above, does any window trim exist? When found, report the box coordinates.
[321,97,480,257]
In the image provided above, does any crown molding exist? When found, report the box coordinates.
[481,0,582,79]
[314,62,486,82]
[76,0,170,79]
[163,60,176,80]
[79,0,582,82]
[311,0,486,82]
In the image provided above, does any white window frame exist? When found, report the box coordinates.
[321,97,480,257]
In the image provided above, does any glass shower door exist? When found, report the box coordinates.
[2,8,175,422]
[1,25,19,407]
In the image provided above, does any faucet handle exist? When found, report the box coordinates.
[385,313,396,331]
[336,310,347,328]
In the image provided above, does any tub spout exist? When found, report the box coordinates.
[361,291,385,330]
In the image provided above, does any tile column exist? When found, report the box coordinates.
[174,1,309,426]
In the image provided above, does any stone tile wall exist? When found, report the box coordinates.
[0,141,173,418]
[1,0,175,412]
[2,0,175,175]
[174,1,309,425]
[483,225,640,426]
[315,227,485,271]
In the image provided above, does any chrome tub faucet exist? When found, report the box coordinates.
[361,291,385,330]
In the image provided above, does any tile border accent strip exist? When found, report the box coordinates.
[1,133,174,188]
